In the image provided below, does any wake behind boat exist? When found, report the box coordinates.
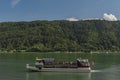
[26,58,91,72]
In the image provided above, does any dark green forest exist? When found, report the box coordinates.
[0,20,120,52]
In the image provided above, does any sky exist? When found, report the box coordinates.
[0,0,120,22]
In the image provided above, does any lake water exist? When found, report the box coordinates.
[0,52,120,80]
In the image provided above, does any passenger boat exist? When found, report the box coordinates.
[26,58,91,72]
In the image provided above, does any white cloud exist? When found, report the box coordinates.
[103,13,117,21]
[11,0,21,8]
[66,17,79,21]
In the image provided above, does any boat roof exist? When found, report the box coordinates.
[77,58,89,62]
[36,58,54,61]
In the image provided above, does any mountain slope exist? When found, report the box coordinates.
[0,20,120,52]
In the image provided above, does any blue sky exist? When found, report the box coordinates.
[0,0,120,22]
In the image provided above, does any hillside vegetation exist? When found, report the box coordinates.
[0,20,120,52]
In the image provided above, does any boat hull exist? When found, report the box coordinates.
[27,65,91,72]
[38,68,91,72]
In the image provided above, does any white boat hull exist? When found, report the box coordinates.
[26,64,91,72]
[38,68,91,72]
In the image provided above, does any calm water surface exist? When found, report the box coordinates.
[0,52,120,80]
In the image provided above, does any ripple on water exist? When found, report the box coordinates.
[91,70,101,73]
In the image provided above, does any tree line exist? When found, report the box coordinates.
[0,20,120,52]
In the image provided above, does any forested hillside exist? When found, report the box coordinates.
[0,20,120,52]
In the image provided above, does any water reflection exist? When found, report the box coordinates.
[102,64,120,72]
[91,65,120,80]
[26,72,91,80]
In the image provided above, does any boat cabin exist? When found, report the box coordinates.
[77,59,90,67]
[35,58,90,68]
